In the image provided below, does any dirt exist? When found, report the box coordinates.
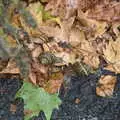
[0,70,120,120]
[0,74,24,120]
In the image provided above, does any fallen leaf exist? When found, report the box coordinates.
[80,40,100,68]
[10,104,17,114]
[45,0,66,18]
[32,46,43,58]
[104,63,120,74]
[112,22,120,37]
[16,81,61,120]
[103,37,120,64]
[44,72,64,93]
[87,1,120,22]
[69,28,85,47]
[75,98,80,104]
[55,51,76,65]
[96,75,117,97]
[0,59,20,74]
[83,55,100,69]
[29,71,37,85]
[29,60,49,86]
[0,58,9,72]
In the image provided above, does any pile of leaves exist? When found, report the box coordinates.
[0,0,120,119]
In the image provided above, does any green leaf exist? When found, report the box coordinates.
[16,81,61,120]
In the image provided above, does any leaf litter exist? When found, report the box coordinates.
[0,0,120,119]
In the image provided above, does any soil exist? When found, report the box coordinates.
[0,70,120,120]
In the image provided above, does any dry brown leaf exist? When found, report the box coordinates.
[88,20,107,38]
[29,71,37,85]
[83,55,100,68]
[38,26,61,39]
[79,40,100,68]
[0,59,9,72]
[103,37,120,64]
[92,37,109,54]
[77,10,107,39]
[43,41,63,53]
[33,61,48,74]
[0,59,20,74]
[29,60,49,86]
[58,17,75,42]
[45,0,66,18]
[32,46,43,58]
[55,51,76,65]
[112,22,120,37]
[104,63,120,73]
[77,0,110,11]
[69,28,85,47]
[87,2,120,22]
[45,0,110,19]
[96,75,117,97]
[44,72,63,93]
[104,64,116,72]
[38,17,75,43]
[75,98,80,104]
[10,104,17,114]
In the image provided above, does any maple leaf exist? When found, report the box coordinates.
[15,81,61,120]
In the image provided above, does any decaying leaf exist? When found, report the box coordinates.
[69,28,85,47]
[55,51,76,65]
[45,0,111,19]
[96,75,117,97]
[44,72,64,93]
[0,58,9,72]
[31,46,42,58]
[112,22,120,37]
[10,104,17,114]
[104,63,120,74]
[75,98,80,104]
[0,59,20,74]
[29,60,49,86]
[87,1,120,22]
[79,40,100,68]
[103,37,120,71]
